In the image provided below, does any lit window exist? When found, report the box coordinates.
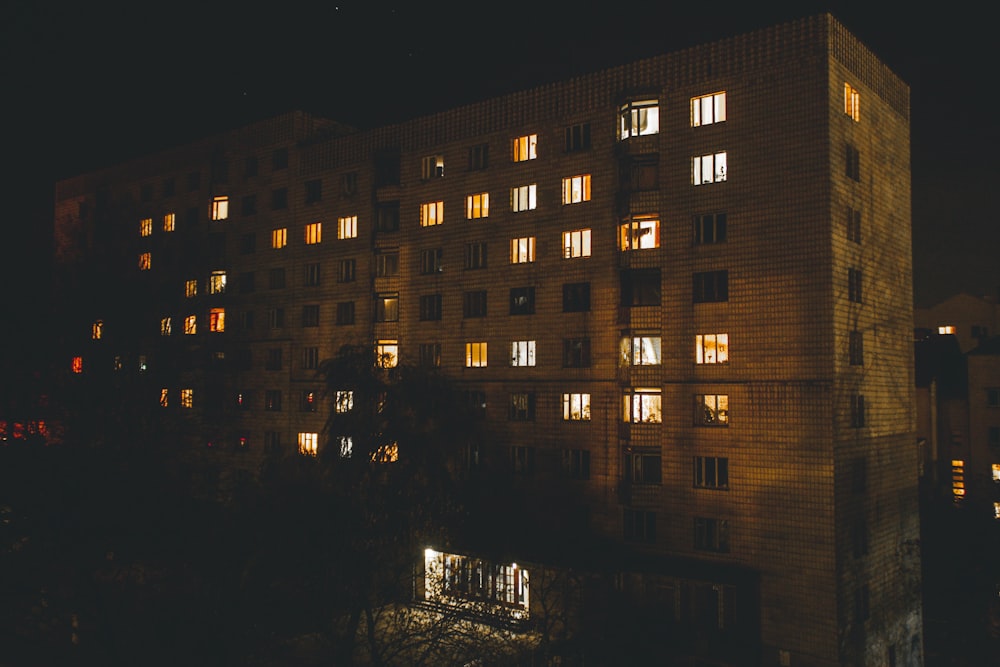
[466,192,489,219]
[621,335,661,365]
[562,393,591,421]
[139,252,151,270]
[695,333,729,364]
[421,154,445,179]
[619,216,660,250]
[209,308,225,332]
[420,201,444,227]
[375,293,399,322]
[159,388,169,407]
[623,388,662,423]
[138,355,147,372]
[339,436,354,458]
[335,390,353,413]
[844,83,860,122]
[304,221,322,244]
[91,320,103,340]
[298,432,319,457]
[994,502,1000,520]
[992,463,1000,482]
[180,389,193,408]
[211,195,229,220]
[71,356,83,374]
[160,317,172,336]
[422,549,530,614]
[693,152,727,185]
[371,442,399,463]
[513,134,537,162]
[271,227,287,249]
[511,340,536,367]
[163,213,175,232]
[140,218,152,237]
[338,215,358,239]
[208,270,226,294]
[511,185,536,212]
[376,339,398,368]
[938,325,955,335]
[185,279,198,298]
[619,99,659,139]
[466,342,488,368]
[691,91,726,127]
[952,459,965,502]
[184,315,197,335]
[562,229,592,258]
[510,237,536,264]
[694,394,729,426]
[561,175,591,204]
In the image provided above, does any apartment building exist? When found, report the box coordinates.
[52,14,920,666]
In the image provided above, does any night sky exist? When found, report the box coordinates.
[1,1,995,365]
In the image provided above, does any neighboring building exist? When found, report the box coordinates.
[914,292,1000,353]
[52,14,920,666]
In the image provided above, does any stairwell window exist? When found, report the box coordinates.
[844,83,860,122]
[619,99,659,139]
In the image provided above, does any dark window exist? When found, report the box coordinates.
[211,157,228,185]
[185,206,199,228]
[271,187,288,210]
[464,242,487,270]
[300,390,318,412]
[162,177,175,197]
[239,311,254,331]
[694,517,729,553]
[376,201,400,232]
[341,171,358,196]
[624,451,661,484]
[336,301,355,325]
[235,390,253,410]
[846,143,860,181]
[420,248,443,275]
[693,270,729,303]
[849,268,863,303]
[851,394,866,428]
[302,305,320,327]
[565,122,591,152]
[850,330,864,365]
[563,282,591,312]
[621,269,661,306]
[855,584,870,621]
[187,171,201,191]
[304,262,321,287]
[241,194,257,216]
[238,272,255,293]
[244,156,258,178]
[508,392,536,421]
[301,346,320,370]
[140,183,153,202]
[510,446,535,475]
[265,348,283,371]
[562,338,591,367]
[268,268,286,290]
[264,389,282,411]
[694,456,729,489]
[694,213,727,244]
[338,259,356,283]
[374,293,399,322]
[852,516,869,558]
[419,294,442,321]
[302,179,321,204]
[465,390,487,419]
[509,287,535,315]
[852,457,868,493]
[272,148,288,171]
[463,291,487,318]
[268,307,285,329]
[376,251,399,277]
[990,426,1000,447]
[207,233,225,263]
[847,206,862,243]
[468,143,489,170]
[374,150,401,187]
[240,233,256,254]
[621,154,659,192]
[419,343,441,368]
[624,509,656,543]
[988,388,1000,407]
[562,449,591,480]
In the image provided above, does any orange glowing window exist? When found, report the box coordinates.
[72,356,83,374]
[163,212,175,232]
[338,215,358,239]
[952,459,966,502]
[420,201,443,227]
[372,442,399,463]
[938,325,956,335]
[844,83,860,122]
[184,315,197,335]
[465,342,488,368]
[209,308,225,332]
[91,320,103,340]
[211,195,229,221]
[619,216,660,250]
[160,388,169,407]
[298,432,319,456]
[513,134,537,162]
[185,279,198,298]
[140,218,153,237]
[180,389,193,408]
[561,175,591,204]
[139,252,151,270]
[466,193,489,219]
[271,227,287,249]
[160,317,172,336]
[305,222,322,245]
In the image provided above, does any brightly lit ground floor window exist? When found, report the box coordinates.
[423,548,529,620]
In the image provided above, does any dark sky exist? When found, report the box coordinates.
[1,0,995,336]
